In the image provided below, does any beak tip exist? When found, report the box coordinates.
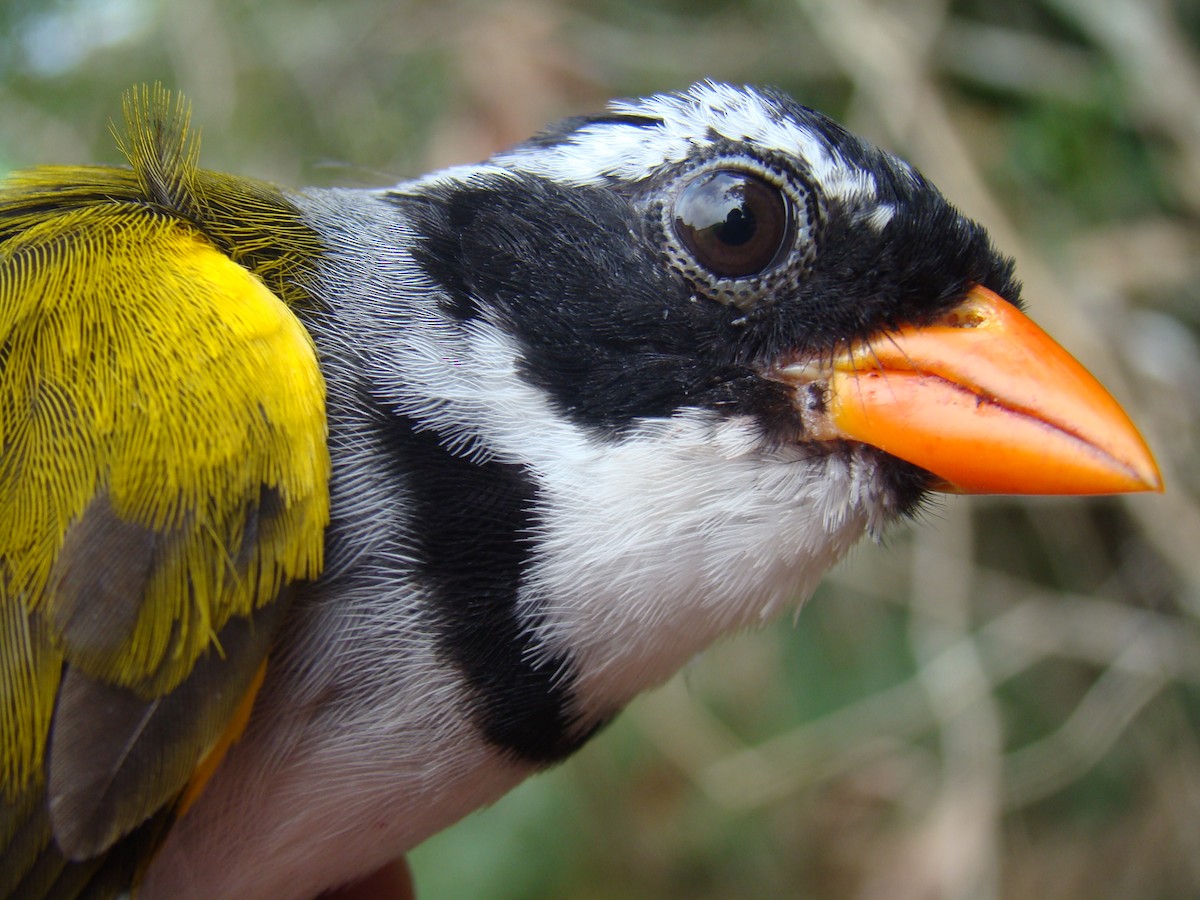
[1123,440,1163,494]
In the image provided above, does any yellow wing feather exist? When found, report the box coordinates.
[0,85,330,894]
[4,210,328,686]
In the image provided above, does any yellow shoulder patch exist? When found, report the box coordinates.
[4,205,328,680]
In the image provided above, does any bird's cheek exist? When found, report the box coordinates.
[776,285,1162,496]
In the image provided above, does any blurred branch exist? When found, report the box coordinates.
[1002,635,1169,808]
[935,20,1096,103]
[633,567,1200,808]
[895,497,1002,898]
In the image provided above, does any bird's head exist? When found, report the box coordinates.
[395,82,1158,524]
[374,83,1160,705]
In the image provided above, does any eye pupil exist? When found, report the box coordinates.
[673,169,789,278]
[718,206,755,246]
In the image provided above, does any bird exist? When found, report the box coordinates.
[0,82,1160,899]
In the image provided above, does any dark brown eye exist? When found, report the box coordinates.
[673,169,790,278]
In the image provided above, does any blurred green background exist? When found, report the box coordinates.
[2,0,1198,897]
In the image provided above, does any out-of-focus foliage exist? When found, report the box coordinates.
[2,1,1197,897]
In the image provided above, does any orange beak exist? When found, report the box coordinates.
[780,285,1162,495]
